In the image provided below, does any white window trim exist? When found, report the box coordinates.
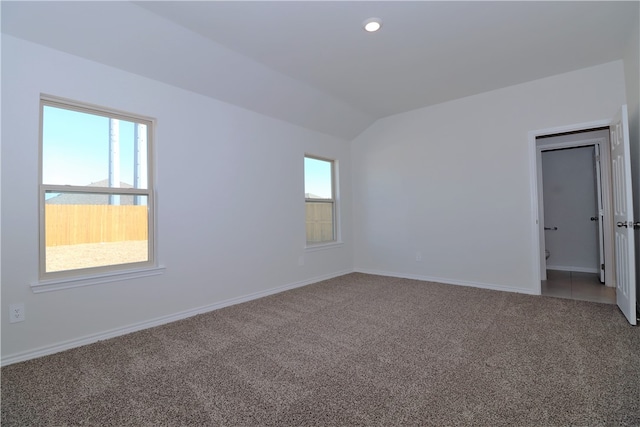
[37,95,158,287]
[305,241,344,252]
[31,265,166,293]
[304,154,340,246]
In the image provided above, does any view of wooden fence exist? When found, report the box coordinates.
[47,203,328,247]
[45,205,148,246]
[306,202,334,243]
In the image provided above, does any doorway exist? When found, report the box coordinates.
[534,127,616,303]
[542,146,600,273]
[528,107,636,324]
[539,143,615,304]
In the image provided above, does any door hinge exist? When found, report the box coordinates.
[601,263,605,271]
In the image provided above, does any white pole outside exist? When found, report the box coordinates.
[109,118,120,205]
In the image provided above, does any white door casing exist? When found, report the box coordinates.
[611,105,637,325]
[594,144,606,283]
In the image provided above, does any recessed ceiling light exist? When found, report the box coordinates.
[363,17,382,32]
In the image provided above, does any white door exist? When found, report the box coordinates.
[594,144,605,283]
[611,105,637,325]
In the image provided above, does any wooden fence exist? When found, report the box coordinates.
[45,205,148,246]
[306,202,334,243]
[47,203,330,247]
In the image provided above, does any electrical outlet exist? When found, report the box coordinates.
[415,252,422,262]
[9,303,25,323]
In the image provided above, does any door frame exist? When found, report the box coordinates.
[536,137,613,284]
[528,118,615,294]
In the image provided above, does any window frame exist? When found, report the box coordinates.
[38,95,157,283]
[304,154,339,246]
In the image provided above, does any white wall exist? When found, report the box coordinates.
[622,21,639,306]
[541,146,599,273]
[352,61,627,293]
[1,36,353,362]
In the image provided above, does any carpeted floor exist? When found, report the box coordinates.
[2,273,639,426]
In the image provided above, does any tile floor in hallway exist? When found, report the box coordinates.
[541,270,616,304]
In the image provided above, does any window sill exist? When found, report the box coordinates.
[31,265,166,293]
[305,241,344,252]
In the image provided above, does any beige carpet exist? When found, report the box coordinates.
[2,273,639,426]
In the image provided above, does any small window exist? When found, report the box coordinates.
[304,156,336,244]
[39,97,155,279]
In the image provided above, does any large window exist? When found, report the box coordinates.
[304,155,336,244]
[39,96,155,280]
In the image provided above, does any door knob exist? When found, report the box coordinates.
[590,217,599,221]
[617,221,640,228]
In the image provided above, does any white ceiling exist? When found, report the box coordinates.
[2,1,638,139]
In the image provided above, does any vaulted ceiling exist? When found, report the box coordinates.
[3,1,638,139]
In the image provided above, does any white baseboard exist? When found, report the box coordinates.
[354,268,539,296]
[546,265,600,274]
[0,269,353,367]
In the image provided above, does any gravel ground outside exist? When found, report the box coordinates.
[46,240,148,272]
